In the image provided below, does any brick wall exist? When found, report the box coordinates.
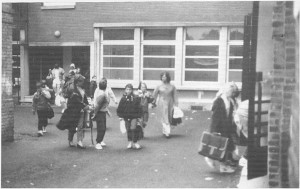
[27,2,252,42]
[269,1,299,187]
[2,3,14,142]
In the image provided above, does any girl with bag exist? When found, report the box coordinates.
[117,84,143,149]
[91,79,110,150]
[135,81,155,139]
[32,81,52,136]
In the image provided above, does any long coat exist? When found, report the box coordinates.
[57,89,88,131]
[209,97,236,152]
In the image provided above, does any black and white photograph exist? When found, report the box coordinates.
[1,0,299,188]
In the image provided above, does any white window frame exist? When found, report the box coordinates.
[41,2,76,9]
[227,27,244,88]
[141,28,177,87]
[100,28,139,87]
[182,27,225,89]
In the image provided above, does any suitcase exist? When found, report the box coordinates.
[198,131,229,161]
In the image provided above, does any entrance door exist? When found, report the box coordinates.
[28,47,63,94]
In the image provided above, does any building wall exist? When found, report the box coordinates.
[268,1,299,187]
[27,2,252,42]
[2,3,15,141]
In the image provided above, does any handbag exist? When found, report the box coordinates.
[47,105,54,119]
[171,107,183,126]
[119,119,126,134]
[198,131,229,161]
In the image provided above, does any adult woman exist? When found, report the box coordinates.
[152,72,178,138]
[57,74,89,149]
[208,83,239,172]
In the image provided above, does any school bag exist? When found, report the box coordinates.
[61,75,75,98]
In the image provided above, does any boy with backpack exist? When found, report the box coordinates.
[117,84,143,149]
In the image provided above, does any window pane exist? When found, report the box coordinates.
[186,46,219,56]
[229,46,243,56]
[104,45,134,55]
[185,71,218,81]
[186,27,220,40]
[229,58,243,69]
[144,29,176,40]
[12,28,19,41]
[185,58,218,69]
[103,69,133,80]
[143,70,174,80]
[230,28,244,40]
[144,58,175,68]
[12,44,20,55]
[144,45,175,56]
[13,56,20,66]
[228,71,242,82]
[103,57,133,68]
[103,29,134,40]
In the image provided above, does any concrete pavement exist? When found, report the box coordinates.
[2,105,243,188]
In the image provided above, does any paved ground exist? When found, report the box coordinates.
[2,105,243,188]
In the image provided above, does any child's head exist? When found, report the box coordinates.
[36,81,42,89]
[125,83,133,95]
[99,79,107,90]
[138,81,147,92]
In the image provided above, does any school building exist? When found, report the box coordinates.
[13,1,253,109]
[3,1,299,188]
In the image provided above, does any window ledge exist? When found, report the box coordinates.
[41,5,75,10]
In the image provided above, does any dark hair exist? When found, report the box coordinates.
[138,81,147,90]
[125,83,133,90]
[99,80,107,90]
[160,71,171,83]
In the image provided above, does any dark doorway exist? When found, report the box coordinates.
[28,46,63,94]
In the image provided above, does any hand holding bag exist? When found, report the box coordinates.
[198,131,229,161]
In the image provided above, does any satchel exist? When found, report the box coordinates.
[47,105,54,119]
[119,119,126,134]
[198,131,229,161]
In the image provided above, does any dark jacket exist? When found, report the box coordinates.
[117,94,142,119]
[209,97,235,138]
[57,88,88,131]
[89,80,97,98]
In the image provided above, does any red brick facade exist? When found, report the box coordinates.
[27,2,252,42]
[269,1,299,187]
[2,3,14,141]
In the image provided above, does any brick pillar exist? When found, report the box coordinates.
[2,3,14,142]
[269,1,298,188]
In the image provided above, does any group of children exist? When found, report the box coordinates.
[33,72,155,150]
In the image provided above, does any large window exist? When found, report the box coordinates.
[228,28,244,82]
[101,29,135,80]
[184,27,220,82]
[142,29,176,81]
[98,26,243,88]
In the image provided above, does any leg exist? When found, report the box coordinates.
[37,110,44,136]
[76,112,85,147]
[68,129,76,146]
[96,112,106,144]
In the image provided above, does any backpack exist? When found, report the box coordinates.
[61,75,75,98]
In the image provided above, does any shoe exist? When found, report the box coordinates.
[100,141,106,147]
[37,130,43,137]
[69,141,75,147]
[134,143,141,149]
[127,142,133,149]
[42,127,47,133]
[77,144,86,149]
[95,143,103,150]
[220,164,235,173]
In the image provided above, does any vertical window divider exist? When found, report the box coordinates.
[219,26,228,85]
[134,28,141,83]
[176,27,184,87]
[94,27,101,79]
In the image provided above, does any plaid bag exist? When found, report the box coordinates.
[198,131,229,161]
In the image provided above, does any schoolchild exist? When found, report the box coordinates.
[117,84,143,149]
[135,81,154,139]
[32,81,51,136]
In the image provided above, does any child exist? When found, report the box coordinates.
[135,81,154,139]
[32,81,51,136]
[117,84,143,149]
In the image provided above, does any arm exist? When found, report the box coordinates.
[32,93,37,114]
[172,85,178,106]
[152,85,160,106]
[108,87,117,103]
[210,98,223,133]
[41,89,51,99]
[116,97,126,118]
